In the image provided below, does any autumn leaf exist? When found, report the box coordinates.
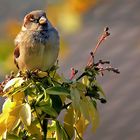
[64,106,74,139]
[19,103,31,126]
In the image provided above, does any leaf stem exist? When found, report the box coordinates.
[76,72,86,81]
[34,106,43,129]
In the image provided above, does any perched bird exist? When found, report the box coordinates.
[14,10,59,71]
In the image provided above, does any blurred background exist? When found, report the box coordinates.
[0,0,140,139]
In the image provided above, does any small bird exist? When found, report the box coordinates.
[14,10,59,71]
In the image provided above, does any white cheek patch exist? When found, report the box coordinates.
[22,26,27,31]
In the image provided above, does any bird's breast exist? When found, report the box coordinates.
[18,29,59,71]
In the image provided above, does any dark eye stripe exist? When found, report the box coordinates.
[30,18,38,23]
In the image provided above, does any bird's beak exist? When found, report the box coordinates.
[39,16,47,25]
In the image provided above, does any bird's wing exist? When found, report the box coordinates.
[14,31,23,69]
[14,44,20,69]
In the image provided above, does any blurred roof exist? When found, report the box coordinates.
[0,0,47,20]
[60,0,140,140]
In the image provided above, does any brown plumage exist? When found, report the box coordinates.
[14,10,59,71]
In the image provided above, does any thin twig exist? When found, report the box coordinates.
[76,72,87,81]
[70,68,78,80]
[87,27,110,67]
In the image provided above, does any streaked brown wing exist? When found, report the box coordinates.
[14,45,20,69]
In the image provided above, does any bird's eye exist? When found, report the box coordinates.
[30,17,35,22]
[30,17,38,23]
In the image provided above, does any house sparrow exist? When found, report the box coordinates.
[14,10,59,71]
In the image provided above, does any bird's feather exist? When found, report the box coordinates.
[14,45,20,69]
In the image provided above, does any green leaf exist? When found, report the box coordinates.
[70,87,80,110]
[95,82,106,98]
[75,82,86,92]
[36,92,51,106]
[91,99,97,109]
[37,105,58,118]
[36,94,45,103]
[6,132,21,140]
[50,95,62,114]
[46,86,70,96]
[61,124,70,140]
[55,120,70,140]
[55,120,62,140]
[37,99,52,107]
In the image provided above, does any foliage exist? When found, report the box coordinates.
[0,28,119,140]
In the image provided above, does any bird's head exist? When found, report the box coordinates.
[22,10,49,31]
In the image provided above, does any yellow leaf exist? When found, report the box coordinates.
[27,121,42,140]
[2,99,16,113]
[76,82,86,92]
[2,131,7,140]
[0,113,7,136]
[75,115,89,138]
[0,113,7,124]
[7,116,20,132]
[82,76,90,87]
[64,106,74,139]
[79,98,90,120]
[19,103,31,126]
[86,98,99,132]
[7,105,22,131]
[3,77,24,92]
[13,92,25,104]
[0,99,22,136]
[80,96,99,132]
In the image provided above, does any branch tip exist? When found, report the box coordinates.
[70,67,78,80]
[87,27,110,67]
